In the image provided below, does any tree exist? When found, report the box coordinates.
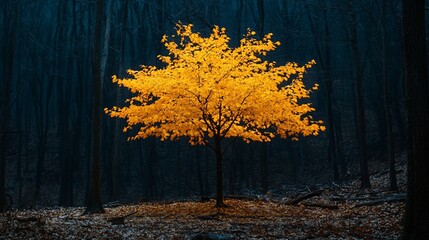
[379,0,397,191]
[0,0,18,212]
[348,0,371,189]
[401,0,429,238]
[305,2,341,181]
[84,0,105,214]
[106,23,325,207]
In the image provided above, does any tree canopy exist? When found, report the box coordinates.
[106,23,324,146]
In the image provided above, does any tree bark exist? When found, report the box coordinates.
[348,1,371,189]
[214,135,225,207]
[288,189,324,205]
[111,0,128,201]
[380,0,397,191]
[57,0,74,207]
[84,0,105,214]
[306,4,339,181]
[0,0,17,212]
[401,0,429,238]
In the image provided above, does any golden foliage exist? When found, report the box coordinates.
[105,23,325,144]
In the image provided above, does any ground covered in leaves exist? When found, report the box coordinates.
[0,168,406,239]
[0,196,405,239]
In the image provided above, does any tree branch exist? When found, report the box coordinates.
[287,189,324,205]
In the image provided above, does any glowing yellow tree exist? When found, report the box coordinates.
[105,24,325,206]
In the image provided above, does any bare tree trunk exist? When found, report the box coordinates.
[111,0,126,201]
[34,70,53,202]
[214,136,225,207]
[380,0,397,191]
[401,0,429,238]
[84,0,105,214]
[0,0,18,212]
[305,3,340,181]
[348,1,370,189]
[56,0,74,207]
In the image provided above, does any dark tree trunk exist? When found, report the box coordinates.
[84,0,105,214]
[380,0,397,191]
[401,0,429,238]
[214,136,225,207]
[327,81,339,181]
[204,146,211,196]
[146,138,157,198]
[323,5,339,181]
[305,4,339,181]
[57,0,74,207]
[35,120,50,201]
[349,1,370,189]
[15,76,23,206]
[0,0,17,212]
[111,0,129,200]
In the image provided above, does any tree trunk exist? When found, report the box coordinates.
[57,0,74,207]
[401,0,429,238]
[305,3,339,181]
[259,144,268,193]
[0,0,17,212]
[111,0,128,200]
[380,0,397,191]
[84,0,105,214]
[349,1,370,189]
[214,136,225,207]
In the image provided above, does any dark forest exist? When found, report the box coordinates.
[0,0,428,239]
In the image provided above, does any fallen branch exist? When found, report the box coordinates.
[104,201,121,208]
[354,194,406,207]
[287,189,324,205]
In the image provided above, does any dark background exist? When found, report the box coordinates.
[0,0,427,208]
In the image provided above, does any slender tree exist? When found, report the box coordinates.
[0,0,18,212]
[106,24,325,207]
[84,0,105,214]
[305,2,340,180]
[57,0,74,207]
[111,0,129,201]
[401,0,429,238]
[348,0,371,189]
[379,0,397,191]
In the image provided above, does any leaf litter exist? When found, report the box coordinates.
[0,166,406,239]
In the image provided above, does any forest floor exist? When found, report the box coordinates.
[0,166,406,239]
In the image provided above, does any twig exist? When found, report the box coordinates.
[287,189,324,205]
